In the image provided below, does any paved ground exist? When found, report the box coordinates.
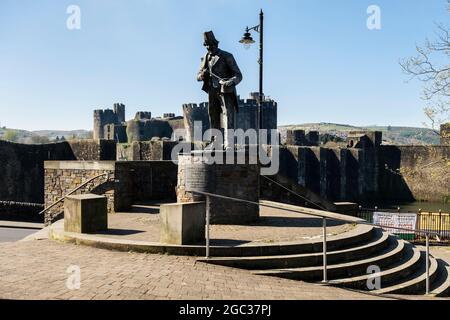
[107,204,354,245]
[0,239,386,300]
[0,227,37,243]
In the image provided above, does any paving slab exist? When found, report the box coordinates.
[0,239,389,300]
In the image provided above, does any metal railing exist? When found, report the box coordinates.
[39,173,110,217]
[358,206,450,242]
[191,190,440,295]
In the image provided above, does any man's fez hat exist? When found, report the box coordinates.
[203,31,219,46]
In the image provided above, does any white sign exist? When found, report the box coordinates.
[373,212,417,234]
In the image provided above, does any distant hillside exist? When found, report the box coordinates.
[0,123,441,145]
[279,123,441,145]
[0,127,92,144]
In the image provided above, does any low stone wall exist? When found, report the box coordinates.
[44,160,178,224]
[114,161,178,211]
[0,201,44,222]
[44,161,115,225]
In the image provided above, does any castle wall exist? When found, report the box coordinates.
[93,109,119,140]
[113,103,125,123]
[378,146,450,202]
[116,141,193,161]
[0,140,116,209]
[182,98,278,143]
[319,147,341,201]
[182,103,210,142]
[67,139,116,160]
[126,119,173,143]
[279,144,449,204]
[0,141,76,204]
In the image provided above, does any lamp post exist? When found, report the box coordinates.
[239,9,264,132]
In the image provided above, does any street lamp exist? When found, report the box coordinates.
[239,9,264,132]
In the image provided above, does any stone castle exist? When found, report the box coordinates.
[182,92,278,143]
[93,103,182,143]
[93,92,278,144]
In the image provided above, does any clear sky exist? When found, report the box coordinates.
[0,0,448,131]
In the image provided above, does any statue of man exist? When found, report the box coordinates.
[197,31,242,147]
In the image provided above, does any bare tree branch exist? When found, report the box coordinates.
[399,4,450,129]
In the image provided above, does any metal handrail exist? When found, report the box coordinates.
[39,173,109,216]
[193,190,439,236]
[191,189,437,295]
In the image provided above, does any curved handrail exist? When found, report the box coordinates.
[39,172,110,216]
[191,190,439,237]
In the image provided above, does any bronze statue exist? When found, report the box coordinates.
[197,31,242,146]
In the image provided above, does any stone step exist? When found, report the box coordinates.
[328,243,422,290]
[198,229,389,269]
[208,224,376,257]
[371,252,439,295]
[429,259,450,297]
[252,238,406,281]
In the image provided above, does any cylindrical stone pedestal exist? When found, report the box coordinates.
[177,151,260,225]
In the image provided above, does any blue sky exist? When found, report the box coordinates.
[0,0,448,131]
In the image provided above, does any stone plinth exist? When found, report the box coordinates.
[159,202,206,245]
[176,151,260,225]
[64,194,108,233]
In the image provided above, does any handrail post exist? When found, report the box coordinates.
[425,232,430,295]
[205,195,211,259]
[322,217,328,283]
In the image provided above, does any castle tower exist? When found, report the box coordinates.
[113,103,125,123]
[93,109,118,140]
[182,103,210,142]
[93,109,104,140]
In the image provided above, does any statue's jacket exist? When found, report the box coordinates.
[198,49,242,112]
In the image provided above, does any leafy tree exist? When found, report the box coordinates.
[2,129,19,142]
[30,135,50,144]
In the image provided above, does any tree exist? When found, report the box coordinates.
[2,129,19,142]
[30,135,50,144]
[400,1,449,130]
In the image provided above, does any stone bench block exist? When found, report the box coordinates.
[160,202,206,245]
[64,194,108,233]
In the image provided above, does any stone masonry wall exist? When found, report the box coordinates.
[114,161,178,212]
[378,146,450,202]
[68,140,116,161]
[177,153,260,225]
[0,140,76,204]
[44,161,115,225]
[280,144,449,204]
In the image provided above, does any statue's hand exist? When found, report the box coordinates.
[198,69,208,81]
[220,79,234,87]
